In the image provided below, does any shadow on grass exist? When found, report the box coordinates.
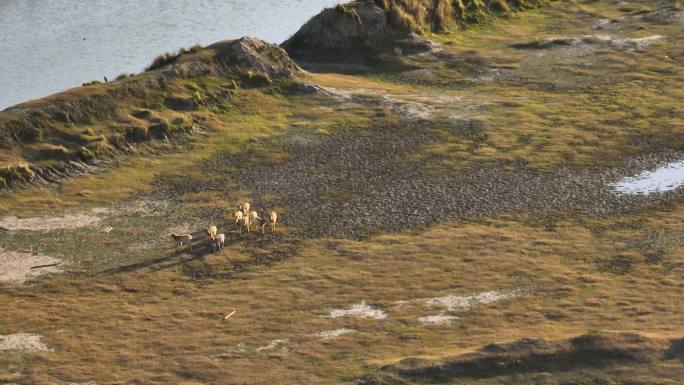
[100,231,294,277]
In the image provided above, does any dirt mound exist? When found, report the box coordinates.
[283,0,541,63]
[164,37,302,81]
[282,2,395,62]
[362,332,679,383]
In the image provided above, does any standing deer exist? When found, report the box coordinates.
[266,211,277,233]
[170,233,193,251]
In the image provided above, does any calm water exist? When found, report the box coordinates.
[612,161,684,195]
[0,0,340,110]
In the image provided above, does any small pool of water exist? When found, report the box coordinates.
[612,160,684,195]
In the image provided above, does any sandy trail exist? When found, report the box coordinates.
[0,208,109,231]
[318,86,481,122]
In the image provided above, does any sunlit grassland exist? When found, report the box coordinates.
[0,0,683,384]
[0,202,682,383]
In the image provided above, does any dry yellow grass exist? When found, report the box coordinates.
[0,0,683,384]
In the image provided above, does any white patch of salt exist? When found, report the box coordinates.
[329,301,387,320]
[418,313,459,325]
[315,328,356,340]
[255,339,288,352]
[0,333,51,352]
[423,289,520,312]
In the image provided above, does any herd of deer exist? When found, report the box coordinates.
[169,202,278,253]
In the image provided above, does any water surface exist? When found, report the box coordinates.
[612,161,684,195]
[0,0,340,110]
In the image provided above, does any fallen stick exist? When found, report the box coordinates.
[30,262,61,269]
[224,310,237,320]
[11,299,24,304]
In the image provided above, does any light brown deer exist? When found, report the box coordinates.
[170,233,193,251]
[212,233,225,253]
[206,225,218,240]
[238,202,250,214]
[237,215,251,235]
[266,211,277,232]
[248,211,260,232]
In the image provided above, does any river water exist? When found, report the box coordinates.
[0,0,340,110]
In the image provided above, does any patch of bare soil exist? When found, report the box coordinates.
[0,249,62,284]
[0,333,51,353]
[212,122,683,239]
[318,86,481,122]
[0,208,109,231]
[511,34,665,51]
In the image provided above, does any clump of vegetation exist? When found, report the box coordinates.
[374,0,542,33]
[145,44,203,71]
[126,125,149,141]
[81,80,102,87]
[115,73,135,80]
[192,90,205,105]
[9,124,42,143]
[148,119,171,138]
[335,3,363,24]
[35,143,70,160]
[77,146,96,161]
[241,70,273,87]
[0,164,36,186]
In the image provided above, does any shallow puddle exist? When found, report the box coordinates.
[612,161,684,195]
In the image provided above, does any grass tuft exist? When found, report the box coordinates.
[374,0,542,32]
[145,44,203,71]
